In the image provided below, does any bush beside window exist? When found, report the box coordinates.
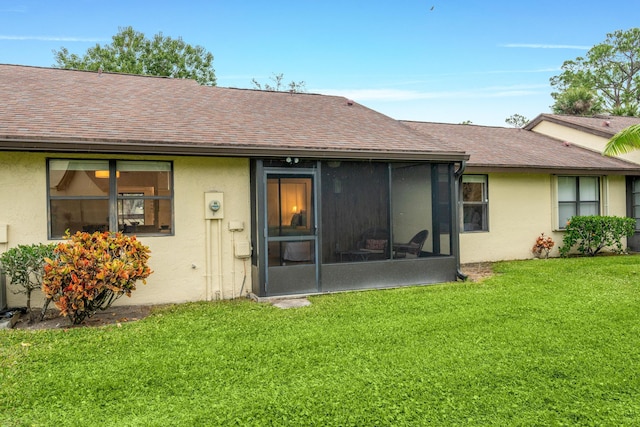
[559,216,635,257]
[43,231,152,324]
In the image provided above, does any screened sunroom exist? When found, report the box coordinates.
[250,158,465,297]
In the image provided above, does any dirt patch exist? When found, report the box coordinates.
[460,262,495,282]
[10,305,154,330]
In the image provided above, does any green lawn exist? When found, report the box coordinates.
[2,256,640,426]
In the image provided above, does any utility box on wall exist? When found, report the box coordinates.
[234,241,252,259]
[204,192,224,220]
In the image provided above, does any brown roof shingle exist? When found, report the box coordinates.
[0,64,465,161]
[403,120,640,173]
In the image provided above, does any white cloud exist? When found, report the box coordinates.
[315,68,561,91]
[479,67,561,75]
[316,84,548,102]
[502,43,590,50]
[0,35,107,42]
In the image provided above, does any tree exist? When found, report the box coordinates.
[550,28,640,114]
[53,26,216,86]
[504,114,529,128]
[551,86,603,116]
[0,243,56,322]
[604,123,640,155]
[610,104,639,117]
[251,73,306,92]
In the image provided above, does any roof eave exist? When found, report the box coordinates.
[524,114,615,138]
[0,138,469,162]
[465,164,640,175]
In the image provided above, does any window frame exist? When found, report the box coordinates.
[461,174,489,233]
[47,158,174,238]
[556,175,601,230]
[629,177,640,231]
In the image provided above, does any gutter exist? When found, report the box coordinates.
[453,160,468,281]
[0,138,470,163]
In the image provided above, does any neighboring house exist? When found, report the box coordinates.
[525,114,640,250]
[403,121,640,263]
[525,114,640,164]
[0,64,469,307]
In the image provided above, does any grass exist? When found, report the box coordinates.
[2,256,640,426]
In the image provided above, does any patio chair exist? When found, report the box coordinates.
[393,229,428,258]
[339,228,389,261]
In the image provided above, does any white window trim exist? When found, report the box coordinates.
[551,175,606,231]
[461,174,489,233]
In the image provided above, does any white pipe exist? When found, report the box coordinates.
[217,220,223,300]
[230,229,236,299]
[204,219,212,301]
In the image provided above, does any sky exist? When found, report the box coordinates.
[1,1,638,127]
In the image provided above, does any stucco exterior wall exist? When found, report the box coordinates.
[605,175,627,217]
[0,152,251,308]
[460,173,628,263]
[532,121,640,165]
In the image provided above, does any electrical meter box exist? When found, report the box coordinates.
[204,193,224,219]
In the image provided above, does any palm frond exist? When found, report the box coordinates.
[604,124,640,156]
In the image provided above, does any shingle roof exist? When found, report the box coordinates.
[524,113,640,137]
[0,64,465,161]
[402,120,640,173]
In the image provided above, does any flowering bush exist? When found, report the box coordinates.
[559,216,635,257]
[42,231,152,325]
[532,233,555,259]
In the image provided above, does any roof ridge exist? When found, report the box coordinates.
[0,62,182,81]
[400,119,509,130]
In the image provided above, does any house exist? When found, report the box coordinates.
[0,64,469,307]
[403,121,640,263]
[525,114,640,164]
[525,114,640,250]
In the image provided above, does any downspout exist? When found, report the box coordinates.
[454,160,468,281]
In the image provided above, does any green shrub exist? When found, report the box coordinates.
[559,215,635,257]
[0,243,56,321]
[42,231,152,325]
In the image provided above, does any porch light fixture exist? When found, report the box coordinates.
[285,157,299,164]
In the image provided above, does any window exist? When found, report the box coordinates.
[48,159,173,238]
[462,175,488,232]
[267,176,313,237]
[557,176,599,229]
[266,174,315,267]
